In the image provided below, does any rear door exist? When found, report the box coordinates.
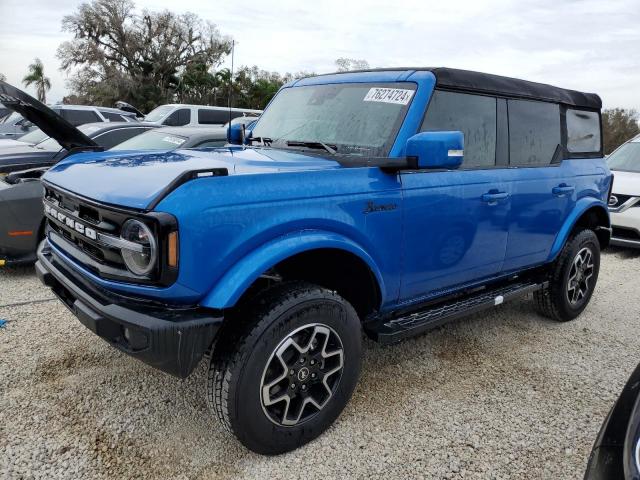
[399,90,510,303]
[501,99,576,271]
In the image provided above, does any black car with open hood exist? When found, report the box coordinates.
[0,80,101,174]
[0,81,156,266]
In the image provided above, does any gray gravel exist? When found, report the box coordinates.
[1,248,640,479]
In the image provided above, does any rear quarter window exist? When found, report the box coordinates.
[566,109,601,153]
[508,100,560,166]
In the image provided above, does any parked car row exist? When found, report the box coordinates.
[0,104,139,139]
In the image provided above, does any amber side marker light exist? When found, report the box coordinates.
[8,230,33,237]
[168,231,179,267]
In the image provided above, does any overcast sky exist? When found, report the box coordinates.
[1,0,639,109]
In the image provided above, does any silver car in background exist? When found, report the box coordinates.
[608,134,640,248]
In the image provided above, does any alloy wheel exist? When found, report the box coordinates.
[566,247,595,306]
[260,323,344,426]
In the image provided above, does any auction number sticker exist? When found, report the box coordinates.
[363,88,414,105]
[163,136,186,146]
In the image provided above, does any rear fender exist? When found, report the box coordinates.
[548,198,610,262]
[200,230,386,309]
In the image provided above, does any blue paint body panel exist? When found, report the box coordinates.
[41,69,612,317]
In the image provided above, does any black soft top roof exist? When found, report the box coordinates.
[320,67,602,110]
[430,68,601,110]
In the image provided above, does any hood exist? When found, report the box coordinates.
[610,170,640,196]
[0,80,98,151]
[42,146,341,210]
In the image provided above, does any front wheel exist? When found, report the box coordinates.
[534,229,601,322]
[207,282,362,454]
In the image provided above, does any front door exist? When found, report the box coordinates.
[399,169,510,303]
[398,89,510,304]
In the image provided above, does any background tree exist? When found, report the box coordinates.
[57,0,231,111]
[22,58,51,103]
[335,58,370,72]
[602,108,640,154]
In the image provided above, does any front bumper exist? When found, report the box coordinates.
[36,240,223,378]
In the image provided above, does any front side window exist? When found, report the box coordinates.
[567,109,601,153]
[607,139,640,172]
[421,90,497,168]
[508,100,560,166]
[251,82,416,156]
[164,109,191,126]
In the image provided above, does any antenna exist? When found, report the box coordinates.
[228,40,235,125]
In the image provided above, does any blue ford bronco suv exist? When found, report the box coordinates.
[2,68,612,454]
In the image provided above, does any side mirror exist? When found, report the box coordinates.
[406,131,464,169]
[21,120,33,130]
[227,123,245,145]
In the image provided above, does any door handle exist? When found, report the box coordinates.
[552,184,575,197]
[481,191,510,204]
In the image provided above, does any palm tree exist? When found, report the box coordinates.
[22,58,51,103]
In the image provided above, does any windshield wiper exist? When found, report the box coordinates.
[248,136,273,146]
[286,140,337,155]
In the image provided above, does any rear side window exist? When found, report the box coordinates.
[94,127,151,149]
[421,90,497,168]
[62,109,101,126]
[164,109,191,126]
[567,109,600,153]
[508,100,560,166]
[198,109,227,125]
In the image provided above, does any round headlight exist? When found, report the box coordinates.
[120,219,157,276]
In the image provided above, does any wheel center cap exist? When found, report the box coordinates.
[297,367,310,382]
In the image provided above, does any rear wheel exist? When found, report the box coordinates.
[207,282,362,454]
[534,229,601,322]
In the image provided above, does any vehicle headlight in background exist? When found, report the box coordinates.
[120,219,157,276]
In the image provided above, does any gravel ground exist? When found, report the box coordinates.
[1,248,639,479]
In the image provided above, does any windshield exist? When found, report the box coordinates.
[251,83,416,156]
[608,140,640,172]
[110,130,187,151]
[1,112,22,125]
[17,128,49,144]
[145,105,174,123]
[36,124,101,151]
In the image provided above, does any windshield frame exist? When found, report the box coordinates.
[250,81,417,158]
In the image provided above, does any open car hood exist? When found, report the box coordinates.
[0,81,98,151]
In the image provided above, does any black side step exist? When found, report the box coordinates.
[365,281,546,345]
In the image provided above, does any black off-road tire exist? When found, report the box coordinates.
[534,229,601,322]
[207,282,362,454]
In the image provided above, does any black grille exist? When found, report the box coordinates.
[42,183,178,286]
[44,185,127,270]
[609,193,636,208]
